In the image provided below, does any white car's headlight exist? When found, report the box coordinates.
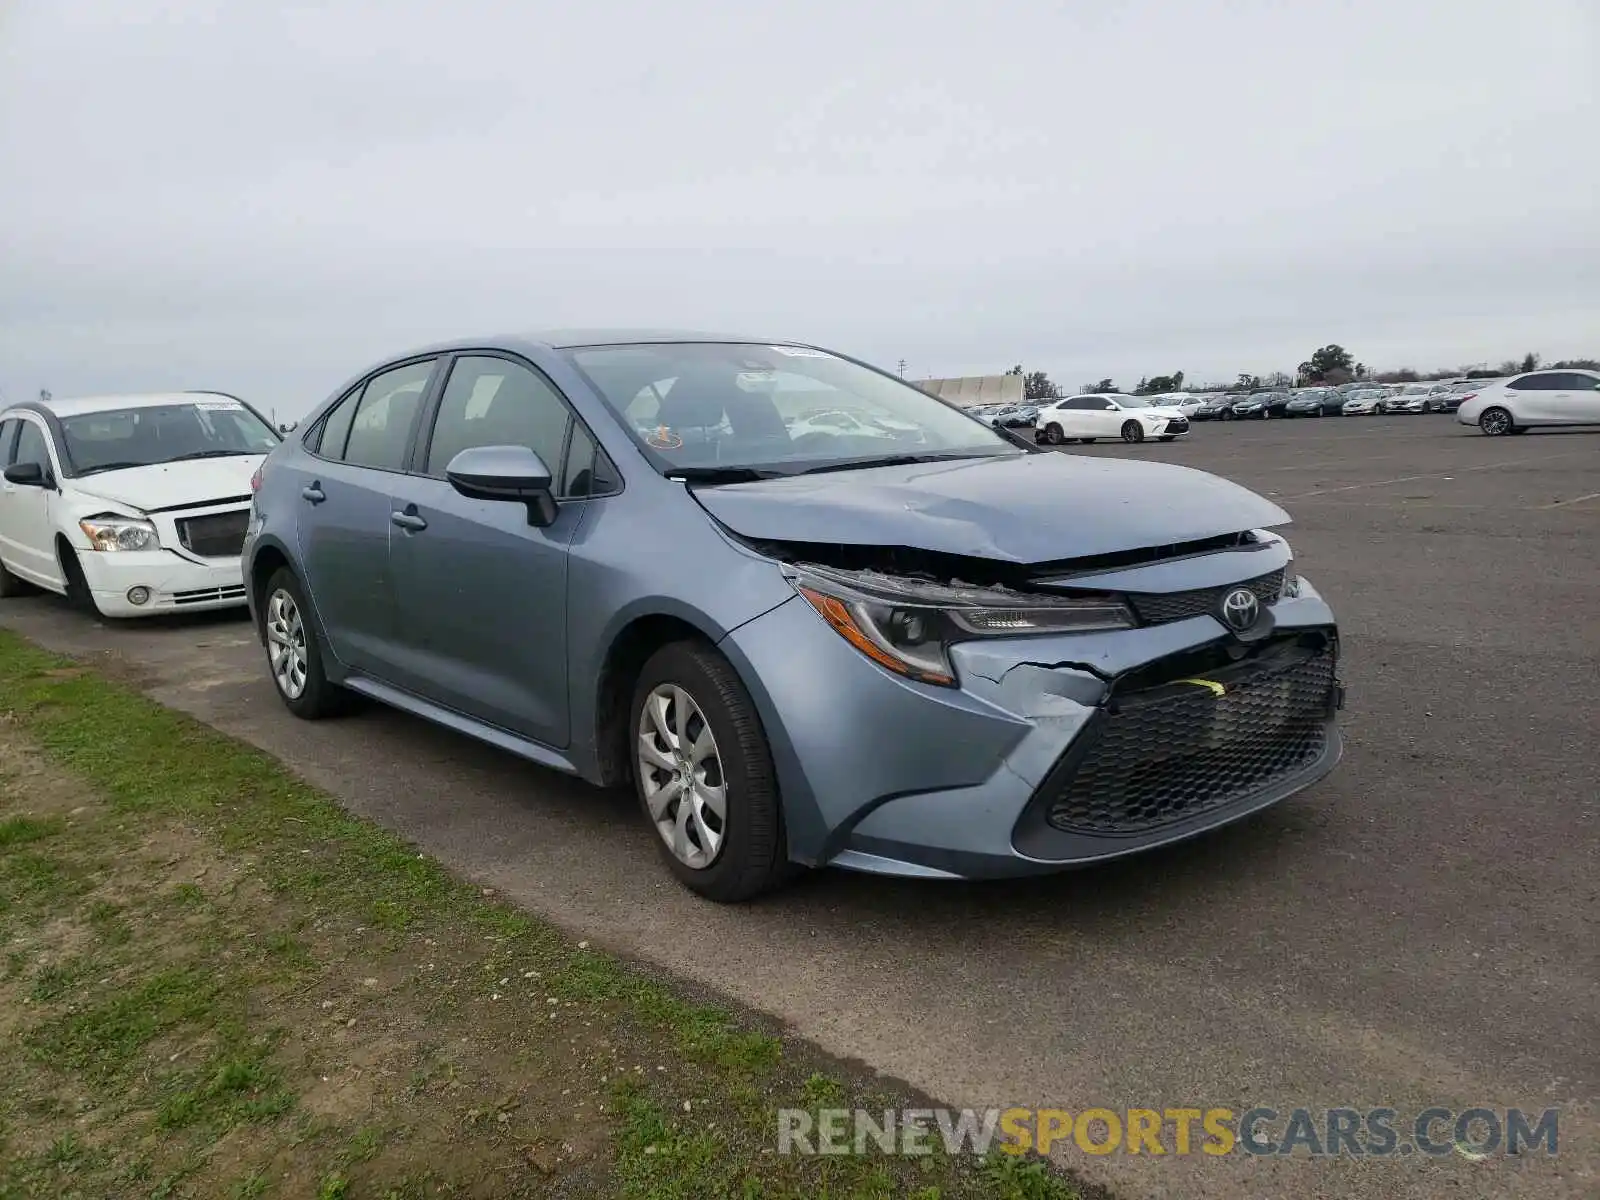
[787,565,1133,687]
[78,515,160,552]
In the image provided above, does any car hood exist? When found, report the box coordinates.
[70,457,265,513]
[690,453,1290,564]
[1127,407,1185,419]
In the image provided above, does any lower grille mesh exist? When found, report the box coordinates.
[1044,644,1336,835]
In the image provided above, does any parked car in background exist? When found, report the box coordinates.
[243,331,1343,901]
[1033,393,1191,444]
[1432,380,1497,413]
[1154,393,1204,418]
[967,404,1033,429]
[1232,391,1290,419]
[1457,369,1600,436]
[1379,383,1448,414]
[1285,388,1340,417]
[0,392,280,614]
[1341,389,1385,416]
[1191,395,1234,421]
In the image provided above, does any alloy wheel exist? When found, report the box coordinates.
[265,588,309,700]
[637,684,727,869]
[1479,408,1512,436]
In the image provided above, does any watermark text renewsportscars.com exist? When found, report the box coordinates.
[777,1106,1560,1159]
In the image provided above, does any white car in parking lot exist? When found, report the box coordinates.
[1457,369,1600,435]
[1033,393,1191,444]
[0,392,280,615]
[1341,389,1386,415]
[1153,392,1204,417]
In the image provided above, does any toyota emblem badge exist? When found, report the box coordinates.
[1220,587,1260,631]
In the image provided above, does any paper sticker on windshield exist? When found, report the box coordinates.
[768,345,834,358]
[193,399,243,411]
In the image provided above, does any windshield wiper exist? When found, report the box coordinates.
[166,449,255,462]
[797,452,998,476]
[665,466,789,484]
[77,461,150,476]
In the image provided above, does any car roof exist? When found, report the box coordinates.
[440,328,786,352]
[23,391,244,419]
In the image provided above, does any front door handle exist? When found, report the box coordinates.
[391,509,427,532]
[301,483,326,504]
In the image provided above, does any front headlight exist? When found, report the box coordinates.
[786,565,1134,687]
[78,515,160,552]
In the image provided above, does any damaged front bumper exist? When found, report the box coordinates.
[718,565,1343,881]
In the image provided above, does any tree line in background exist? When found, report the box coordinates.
[1002,346,1600,400]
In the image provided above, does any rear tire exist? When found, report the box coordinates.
[631,641,791,902]
[261,567,354,719]
[0,556,33,599]
[1478,407,1513,436]
[1121,421,1145,443]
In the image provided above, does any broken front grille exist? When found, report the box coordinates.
[1041,637,1337,836]
[1125,568,1284,625]
[176,509,250,558]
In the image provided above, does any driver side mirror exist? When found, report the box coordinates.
[445,445,558,527]
[3,461,49,488]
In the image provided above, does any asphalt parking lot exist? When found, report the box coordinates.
[2,415,1595,1199]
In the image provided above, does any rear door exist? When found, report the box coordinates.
[1504,373,1558,422]
[294,357,440,675]
[384,352,619,747]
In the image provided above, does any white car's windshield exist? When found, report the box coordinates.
[1112,395,1153,408]
[60,400,280,476]
[567,343,1021,476]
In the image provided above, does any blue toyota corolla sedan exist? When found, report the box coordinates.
[243,331,1344,901]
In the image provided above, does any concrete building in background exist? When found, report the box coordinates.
[913,374,1024,408]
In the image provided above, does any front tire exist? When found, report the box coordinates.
[261,567,353,719]
[1478,407,1514,436]
[631,641,790,902]
[58,546,103,616]
[1042,423,1064,445]
[1121,421,1145,443]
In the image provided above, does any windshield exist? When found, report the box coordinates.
[1111,395,1154,408]
[59,399,280,475]
[566,343,1020,474]
[1401,385,1431,395]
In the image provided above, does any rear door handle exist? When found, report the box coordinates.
[390,509,427,532]
[301,483,326,504]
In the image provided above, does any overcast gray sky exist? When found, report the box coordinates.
[2,0,1597,417]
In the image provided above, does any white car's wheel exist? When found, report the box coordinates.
[1478,407,1514,436]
